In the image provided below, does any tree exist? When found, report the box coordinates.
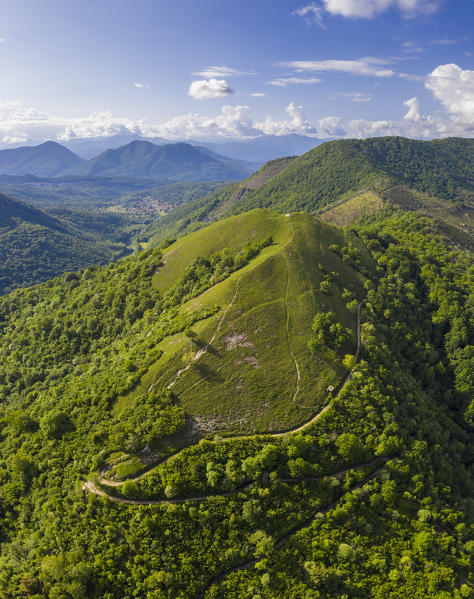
[342,354,356,370]
[40,411,73,439]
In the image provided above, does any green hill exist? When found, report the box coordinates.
[0,192,129,294]
[237,136,474,212]
[145,137,474,247]
[0,152,472,598]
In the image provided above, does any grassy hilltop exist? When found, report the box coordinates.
[114,210,372,436]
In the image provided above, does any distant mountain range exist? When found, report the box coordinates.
[61,133,326,162]
[198,134,326,163]
[0,133,326,166]
[0,140,257,181]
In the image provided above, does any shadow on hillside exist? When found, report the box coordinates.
[192,362,223,382]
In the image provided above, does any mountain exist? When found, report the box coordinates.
[0,191,67,232]
[0,192,129,294]
[145,136,474,246]
[0,201,472,597]
[0,141,85,176]
[199,134,327,163]
[231,136,474,213]
[64,140,257,180]
[61,134,169,159]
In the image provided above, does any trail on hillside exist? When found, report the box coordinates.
[282,233,311,411]
[86,300,365,491]
[166,275,243,390]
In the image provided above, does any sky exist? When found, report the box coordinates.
[0,0,472,144]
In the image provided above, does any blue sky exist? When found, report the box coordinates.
[0,0,472,143]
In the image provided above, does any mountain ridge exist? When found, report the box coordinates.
[0,140,257,181]
[144,136,474,247]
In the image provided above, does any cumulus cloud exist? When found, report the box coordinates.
[0,63,472,146]
[425,63,474,125]
[153,105,262,139]
[317,116,345,137]
[251,92,266,97]
[133,82,149,88]
[192,66,257,78]
[403,97,422,121]
[281,57,395,77]
[188,78,234,100]
[256,102,318,136]
[267,76,322,86]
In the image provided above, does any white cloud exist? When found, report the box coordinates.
[2,134,28,144]
[425,64,474,125]
[320,0,441,18]
[267,76,322,86]
[292,3,326,27]
[192,66,257,78]
[188,78,234,100]
[251,92,266,97]
[256,102,318,136]
[153,105,261,139]
[330,91,373,102]
[133,82,149,88]
[402,41,425,53]
[0,38,6,44]
[281,57,395,77]
[317,116,344,136]
[403,97,422,121]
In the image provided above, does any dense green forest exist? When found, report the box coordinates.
[0,199,472,597]
[0,193,132,295]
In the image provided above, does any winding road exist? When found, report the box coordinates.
[81,298,383,598]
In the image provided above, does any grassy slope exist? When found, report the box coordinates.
[318,184,473,247]
[116,210,373,436]
[318,191,384,227]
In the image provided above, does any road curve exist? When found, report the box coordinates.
[83,456,386,507]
